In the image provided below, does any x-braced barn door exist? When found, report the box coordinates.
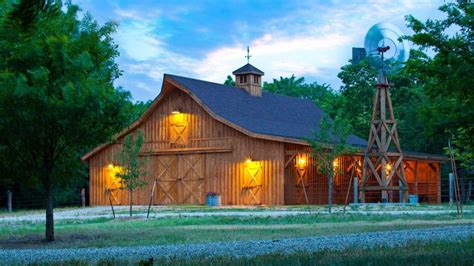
[106,166,122,205]
[178,154,205,204]
[155,155,179,204]
[284,154,310,205]
[155,154,205,204]
[243,161,263,205]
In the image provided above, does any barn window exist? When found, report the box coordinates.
[253,75,259,83]
[239,75,247,84]
[169,112,189,144]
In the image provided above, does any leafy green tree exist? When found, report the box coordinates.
[0,1,132,241]
[263,75,339,116]
[115,130,148,217]
[223,75,235,86]
[336,60,377,139]
[337,53,432,154]
[404,1,474,169]
[306,114,356,213]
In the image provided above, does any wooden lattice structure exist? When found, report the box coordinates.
[360,72,408,203]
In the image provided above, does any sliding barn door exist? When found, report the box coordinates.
[178,154,205,204]
[154,154,205,205]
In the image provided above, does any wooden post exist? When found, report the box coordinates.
[449,173,454,206]
[147,179,157,218]
[414,161,419,195]
[81,188,86,208]
[399,179,403,203]
[343,160,358,214]
[7,190,12,212]
[354,176,358,204]
[106,189,116,219]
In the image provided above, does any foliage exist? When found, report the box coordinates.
[223,75,235,86]
[263,75,339,116]
[404,1,473,169]
[336,60,377,138]
[0,0,132,241]
[306,114,356,213]
[115,130,148,216]
[337,53,432,153]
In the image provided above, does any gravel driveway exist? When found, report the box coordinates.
[1,225,472,264]
[1,206,469,223]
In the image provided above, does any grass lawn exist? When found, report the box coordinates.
[74,237,472,265]
[108,237,473,265]
[1,206,472,249]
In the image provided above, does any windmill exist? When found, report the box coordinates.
[355,23,411,203]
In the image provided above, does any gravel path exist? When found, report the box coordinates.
[1,225,472,264]
[1,206,469,223]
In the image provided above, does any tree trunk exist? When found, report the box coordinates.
[45,173,54,242]
[129,189,133,217]
[328,171,333,214]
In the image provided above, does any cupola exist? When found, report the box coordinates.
[232,47,264,96]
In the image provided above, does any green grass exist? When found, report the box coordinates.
[1,211,472,249]
[58,237,474,265]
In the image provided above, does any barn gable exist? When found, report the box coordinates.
[83,74,367,161]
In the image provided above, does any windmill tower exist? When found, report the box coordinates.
[359,23,411,203]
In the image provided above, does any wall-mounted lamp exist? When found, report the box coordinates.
[386,163,392,176]
[245,157,253,164]
[171,110,181,114]
[297,157,306,168]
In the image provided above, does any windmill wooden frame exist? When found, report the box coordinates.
[360,71,408,203]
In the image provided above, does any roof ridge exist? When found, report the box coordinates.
[165,73,316,104]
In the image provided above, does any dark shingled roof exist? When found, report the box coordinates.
[166,74,367,147]
[232,63,265,75]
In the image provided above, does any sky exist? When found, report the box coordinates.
[74,0,446,102]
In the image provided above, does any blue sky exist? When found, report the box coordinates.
[74,0,445,102]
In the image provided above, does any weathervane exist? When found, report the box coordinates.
[245,46,252,63]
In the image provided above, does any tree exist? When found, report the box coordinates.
[263,75,339,116]
[114,130,148,217]
[336,60,377,139]
[337,53,433,154]
[404,1,474,170]
[223,75,235,86]
[0,1,132,241]
[306,114,356,213]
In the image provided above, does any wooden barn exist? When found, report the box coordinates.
[82,63,445,206]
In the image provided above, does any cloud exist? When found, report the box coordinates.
[103,0,443,100]
[193,0,442,87]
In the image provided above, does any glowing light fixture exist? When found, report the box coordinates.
[385,163,392,176]
[245,157,252,164]
[171,110,181,114]
[297,157,306,168]
[333,160,339,168]
[108,163,114,169]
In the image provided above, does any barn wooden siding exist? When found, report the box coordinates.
[283,144,441,204]
[88,86,285,206]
